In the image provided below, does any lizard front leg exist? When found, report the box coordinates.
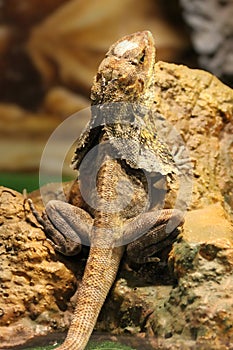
[125,209,183,264]
[28,199,93,256]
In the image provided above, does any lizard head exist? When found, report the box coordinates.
[91,31,156,107]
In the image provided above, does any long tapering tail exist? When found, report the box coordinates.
[56,246,124,350]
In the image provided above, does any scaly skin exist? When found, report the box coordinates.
[60,246,123,350]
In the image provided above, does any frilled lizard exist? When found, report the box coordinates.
[28,31,184,350]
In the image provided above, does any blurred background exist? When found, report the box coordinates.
[0,0,232,192]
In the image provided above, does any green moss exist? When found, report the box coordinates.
[24,345,56,350]
[86,340,136,349]
[24,340,135,350]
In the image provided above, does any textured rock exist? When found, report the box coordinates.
[152,61,233,215]
[160,236,233,349]
[96,233,233,350]
[0,187,79,348]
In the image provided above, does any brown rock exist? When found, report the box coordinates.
[0,187,78,348]
[95,206,233,349]
[183,203,233,243]
[96,231,233,349]
[153,62,233,214]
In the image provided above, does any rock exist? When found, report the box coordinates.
[0,187,79,348]
[162,237,233,349]
[183,203,233,243]
[97,228,233,350]
[152,61,233,216]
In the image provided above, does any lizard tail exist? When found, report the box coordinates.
[56,246,124,350]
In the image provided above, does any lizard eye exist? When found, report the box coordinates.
[130,52,145,66]
[130,51,146,66]
[139,51,145,63]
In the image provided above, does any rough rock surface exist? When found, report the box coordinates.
[0,187,81,348]
[153,61,233,215]
[0,62,233,349]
